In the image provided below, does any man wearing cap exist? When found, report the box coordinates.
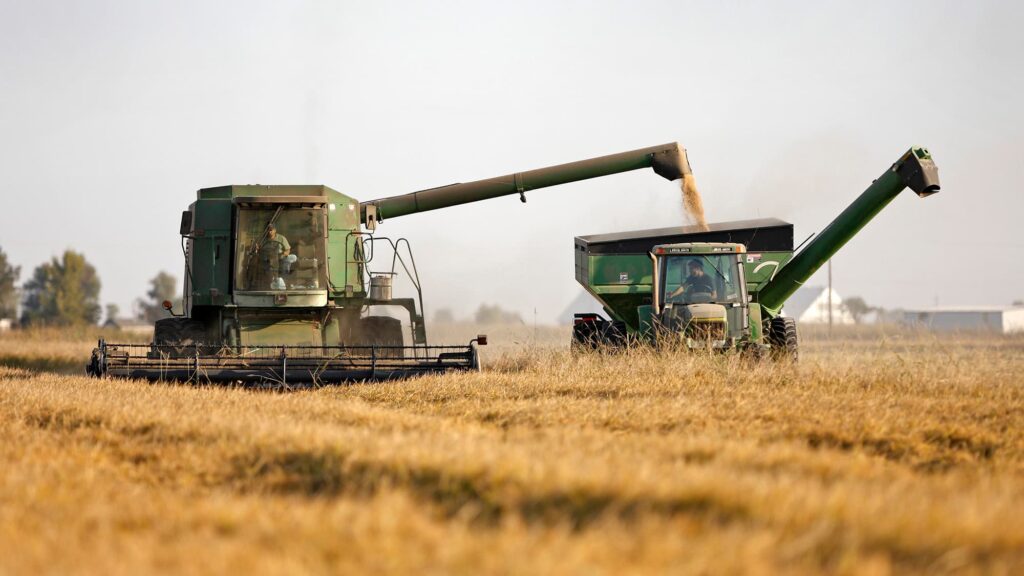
[264,220,296,274]
[668,259,717,301]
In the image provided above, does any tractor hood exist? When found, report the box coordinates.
[674,303,727,321]
[661,303,729,347]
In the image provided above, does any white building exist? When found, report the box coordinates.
[0,318,11,332]
[903,306,1024,334]
[782,286,855,325]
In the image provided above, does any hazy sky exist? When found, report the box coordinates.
[1,0,1022,323]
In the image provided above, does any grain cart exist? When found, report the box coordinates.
[87,142,693,384]
[572,147,940,357]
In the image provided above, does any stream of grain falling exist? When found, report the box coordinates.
[681,172,709,231]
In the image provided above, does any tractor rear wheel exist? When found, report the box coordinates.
[767,316,799,361]
[571,318,626,352]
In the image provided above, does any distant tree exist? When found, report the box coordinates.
[0,247,20,319]
[432,308,456,324]
[874,307,903,325]
[1013,300,1024,307]
[137,271,180,322]
[474,303,524,325]
[105,303,120,324]
[21,250,102,326]
[841,296,874,324]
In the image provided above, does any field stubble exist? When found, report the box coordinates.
[0,326,1022,575]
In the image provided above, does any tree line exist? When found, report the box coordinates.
[0,246,179,327]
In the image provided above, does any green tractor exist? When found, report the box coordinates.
[571,147,940,357]
[87,142,694,384]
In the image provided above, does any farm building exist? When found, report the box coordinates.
[782,286,855,325]
[0,318,11,332]
[902,306,1024,333]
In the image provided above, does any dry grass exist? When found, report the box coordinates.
[1,326,1022,575]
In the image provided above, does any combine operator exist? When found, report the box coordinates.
[262,223,298,289]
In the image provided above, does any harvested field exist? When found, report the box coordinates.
[1,327,1022,575]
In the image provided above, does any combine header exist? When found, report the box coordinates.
[88,143,693,384]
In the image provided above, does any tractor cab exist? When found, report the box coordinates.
[651,242,749,348]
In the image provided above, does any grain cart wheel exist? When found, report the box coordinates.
[572,318,627,352]
[571,319,600,351]
[360,316,404,358]
[767,316,799,361]
[602,321,628,350]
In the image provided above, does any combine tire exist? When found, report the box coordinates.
[359,316,404,358]
[153,318,210,357]
[767,316,799,361]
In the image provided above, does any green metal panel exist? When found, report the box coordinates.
[593,292,650,331]
[741,252,793,293]
[189,198,232,306]
[582,253,655,331]
[748,304,764,343]
[325,191,363,297]
[636,304,655,337]
[196,186,233,200]
[588,254,653,286]
[240,319,323,347]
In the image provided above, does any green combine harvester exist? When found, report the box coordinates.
[571,147,940,357]
[87,143,694,384]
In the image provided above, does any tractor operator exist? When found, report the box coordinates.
[669,259,717,301]
[266,223,298,275]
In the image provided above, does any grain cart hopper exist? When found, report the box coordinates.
[87,142,693,384]
[572,147,940,357]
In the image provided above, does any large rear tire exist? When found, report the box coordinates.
[571,318,626,352]
[358,316,405,358]
[153,318,211,357]
[767,316,799,361]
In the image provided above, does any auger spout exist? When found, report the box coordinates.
[757,147,940,315]
[360,142,691,226]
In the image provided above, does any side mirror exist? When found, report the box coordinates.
[179,211,193,235]
[474,334,488,346]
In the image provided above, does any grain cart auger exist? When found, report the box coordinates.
[571,147,940,358]
[87,142,692,385]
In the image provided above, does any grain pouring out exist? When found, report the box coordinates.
[681,171,709,231]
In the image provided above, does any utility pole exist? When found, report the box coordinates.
[828,259,833,334]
